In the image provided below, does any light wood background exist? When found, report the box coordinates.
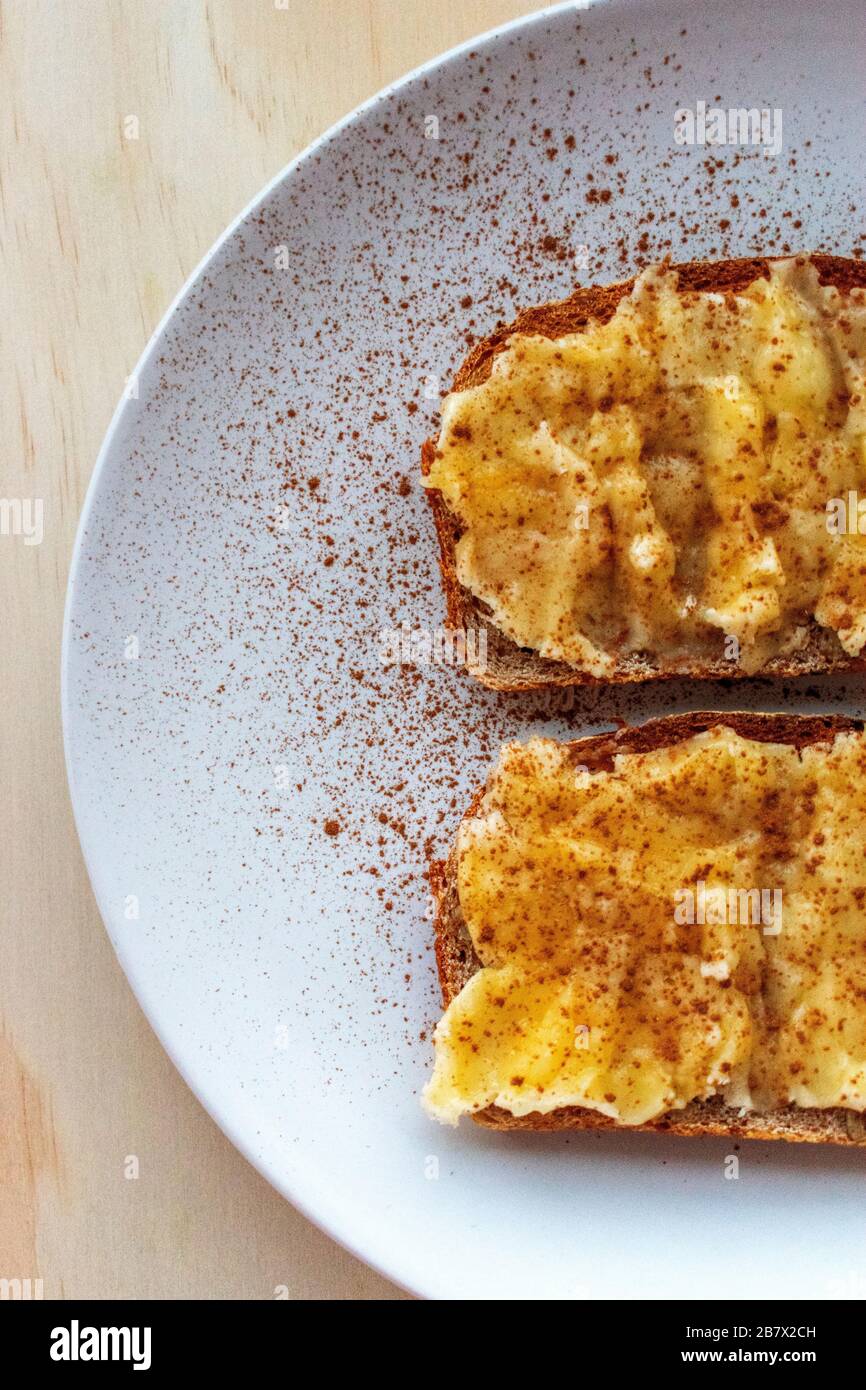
[1,0,548,1301]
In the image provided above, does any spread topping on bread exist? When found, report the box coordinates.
[424,727,866,1125]
[423,259,866,676]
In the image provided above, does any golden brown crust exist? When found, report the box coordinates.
[430,710,866,1144]
[421,254,866,691]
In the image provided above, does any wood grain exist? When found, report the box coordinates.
[0,0,546,1301]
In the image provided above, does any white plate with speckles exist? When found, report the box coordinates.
[64,0,866,1300]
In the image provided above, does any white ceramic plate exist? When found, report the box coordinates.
[64,0,866,1300]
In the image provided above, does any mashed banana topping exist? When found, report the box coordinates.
[424,728,866,1125]
[424,260,866,675]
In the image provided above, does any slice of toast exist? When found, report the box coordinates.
[429,710,866,1145]
[421,255,866,691]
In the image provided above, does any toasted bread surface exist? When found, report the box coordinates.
[430,710,866,1144]
[422,255,866,691]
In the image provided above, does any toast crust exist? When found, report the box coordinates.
[422,255,866,691]
[430,710,866,1144]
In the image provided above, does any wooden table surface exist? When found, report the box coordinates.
[1,0,548,1301]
